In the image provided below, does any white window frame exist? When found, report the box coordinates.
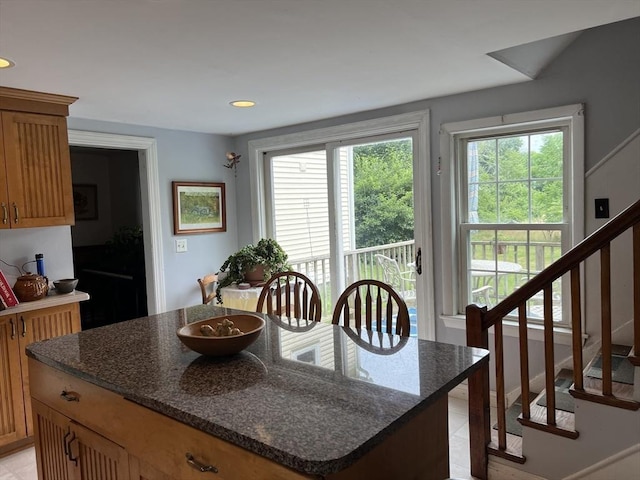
[439,105,584,341]
[247,111,436,340]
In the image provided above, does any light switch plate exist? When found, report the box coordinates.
[595,198,609,219]
[175,238,188,253]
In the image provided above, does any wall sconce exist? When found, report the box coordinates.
[225,152,241,176]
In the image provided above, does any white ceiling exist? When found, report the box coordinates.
[0,1,638,135]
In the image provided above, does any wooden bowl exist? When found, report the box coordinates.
[177,314,265,357]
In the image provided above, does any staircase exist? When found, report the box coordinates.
[465,199,640,480]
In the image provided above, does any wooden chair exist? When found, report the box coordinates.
[332,279,410,337]
[342,326,409,355]
[197,273,218,305]
[256,271,322,326]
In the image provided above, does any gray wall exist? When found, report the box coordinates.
[231,18,640,385]
[0,120,238,311]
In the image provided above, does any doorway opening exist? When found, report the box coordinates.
[70,146,147,329]
[68,129,166,319]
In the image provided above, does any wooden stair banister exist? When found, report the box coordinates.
[483,198,640,329]
[466,198,640,480]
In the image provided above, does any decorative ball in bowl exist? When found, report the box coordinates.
[53,278,78,294]
[176,314,265,357]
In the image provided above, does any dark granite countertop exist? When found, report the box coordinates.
[26,304,489,476]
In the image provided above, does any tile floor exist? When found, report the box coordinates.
[0,394,483,480]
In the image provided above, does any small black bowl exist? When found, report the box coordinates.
[53,278,78,294]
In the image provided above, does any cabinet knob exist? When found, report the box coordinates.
[186,453,218,474]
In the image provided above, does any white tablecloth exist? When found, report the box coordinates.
[219,285,262,311]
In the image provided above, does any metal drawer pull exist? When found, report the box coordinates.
[68,433,78,466]
[60,390,80,402]
[186,453,218,473]
[21,317,26,337]
[9,318,15,339]
[63,429,71,457]
[12,203,18,224]
[1,203,7,224]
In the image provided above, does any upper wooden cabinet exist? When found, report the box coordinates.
[0,87,78,229]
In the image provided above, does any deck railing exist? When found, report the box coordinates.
[465,199,640,479]
[290,238,563,308]
[288,240,416,316]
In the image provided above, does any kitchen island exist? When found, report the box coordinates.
[26,304,489,479]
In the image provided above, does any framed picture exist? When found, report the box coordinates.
[172,181,226,234]
[73,184,98,221]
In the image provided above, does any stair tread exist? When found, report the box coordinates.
[523,397,576,433]
[488,429,524,462]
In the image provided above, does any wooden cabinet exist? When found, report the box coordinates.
[32,400,129,480]
[30,355,450,480]
[30,361,313,480]
[0,303,81,454]
[0,87,77,229]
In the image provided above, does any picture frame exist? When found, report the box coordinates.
[73,184,98,221]
[172,181,226,234]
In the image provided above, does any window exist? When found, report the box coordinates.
[440,105,584,328]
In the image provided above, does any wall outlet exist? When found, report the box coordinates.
[175,239,188,253]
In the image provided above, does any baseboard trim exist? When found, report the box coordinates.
[562,443,640,480]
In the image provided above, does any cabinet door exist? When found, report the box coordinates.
[69,421,130,480]
[0,314,27,448]
[0,116,9,230]
[32,399,130,480]
[128,457,174,480]
[32,398,73,480]
[19,303,82,436]
[1,110,74,228]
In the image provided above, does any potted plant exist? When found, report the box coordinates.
[216,238,290,303]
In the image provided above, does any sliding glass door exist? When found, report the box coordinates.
[264,133,420,335]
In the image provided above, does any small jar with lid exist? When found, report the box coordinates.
[13,274,49,302]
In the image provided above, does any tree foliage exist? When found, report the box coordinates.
[353,140,414,248]
[352,131,563,250]
[474,132,563,225]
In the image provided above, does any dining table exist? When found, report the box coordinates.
[26,304,489,479]
[470,258,522,286]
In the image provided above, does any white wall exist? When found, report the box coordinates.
[0,227,75,285]
[584,131,640,345]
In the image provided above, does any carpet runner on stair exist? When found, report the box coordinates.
[496,348,636,437]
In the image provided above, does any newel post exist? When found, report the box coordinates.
[466,304,490,480]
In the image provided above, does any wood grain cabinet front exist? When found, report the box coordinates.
[0,303,81,455]
[0,87,77,229]
[32,399,129,480]
[29,361,313,480]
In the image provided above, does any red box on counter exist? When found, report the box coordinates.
[0,269,19,307]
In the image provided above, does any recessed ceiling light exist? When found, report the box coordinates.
[0,57,15,69]
[230,100,256,108]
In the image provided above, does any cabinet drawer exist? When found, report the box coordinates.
[28,358,131,436]
[29,360,310,480]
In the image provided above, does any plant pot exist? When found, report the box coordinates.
[244,264,265,285]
